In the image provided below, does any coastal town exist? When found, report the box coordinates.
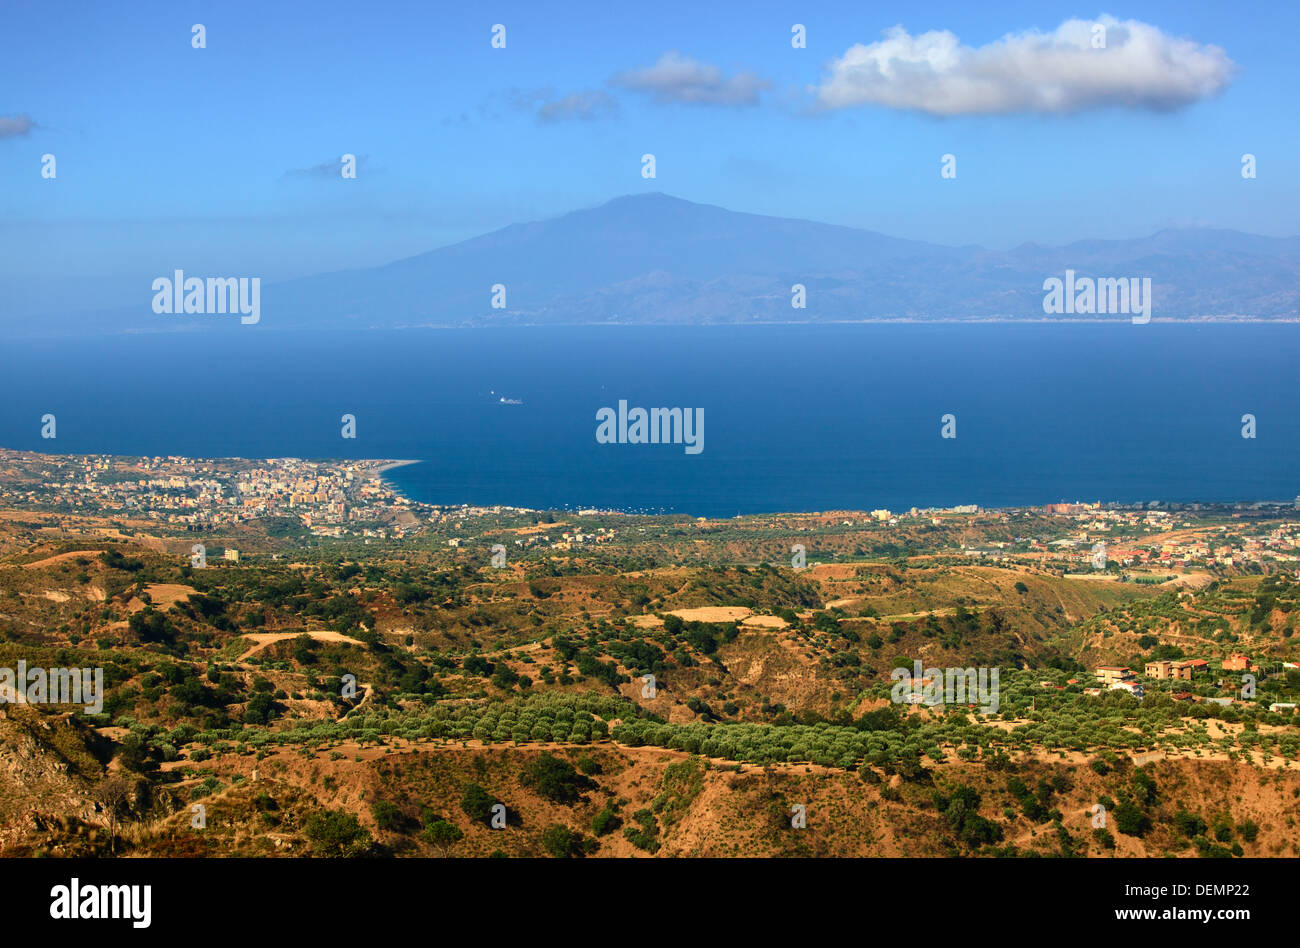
[3,451,1300,575]
[0,450,522,542]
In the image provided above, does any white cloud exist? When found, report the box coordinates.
[813,16,1234,115]
[535,90,618,123]
[499,88,619,123]
[611,51,770,106]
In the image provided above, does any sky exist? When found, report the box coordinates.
[2,0,1297,319]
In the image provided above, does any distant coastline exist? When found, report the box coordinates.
[5,446,1300,522]
[9,193,1300,334]
[375,459,420,475]
[9,315,1300,340]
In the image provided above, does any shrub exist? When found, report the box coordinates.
[540,823,590,858]
[305,810,371,857]
[1172,811,1207,839]
[623,809,660,853]
[591,802,621,836]
[371,801,412,833]
[422,820,463,856]
[460,783,497,825]
[522,753,596,804]
[1113,801,1151,838]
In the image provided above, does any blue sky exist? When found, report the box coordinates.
[2,0,1297,318]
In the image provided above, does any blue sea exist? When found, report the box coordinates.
[1,324,1297,517]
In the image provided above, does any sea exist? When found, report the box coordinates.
[1,323,1297,518]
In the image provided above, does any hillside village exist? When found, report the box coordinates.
[1091,655,1299,713]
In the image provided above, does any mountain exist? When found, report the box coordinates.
[261,192,974,329]
[31,194,1300,333]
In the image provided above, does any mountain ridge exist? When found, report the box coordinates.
[18,193,1300,335]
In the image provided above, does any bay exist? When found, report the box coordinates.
[1,323,1295,517]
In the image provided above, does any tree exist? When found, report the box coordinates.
[1131,768,1159,807]
[1238,819,1259,843]
[522,753,596,804]
[371,800,413,833]
[128,607,176,644]
[116,733,152,773]
[93,776,134,855]
[422,820,463,857]
[540,823,590,858]
[1173,810,1207,838]
[1113,800,1151,837]
[305,809,371,857]
[244,691,276,725]
[591,802,621,836]
[460,783,497,825]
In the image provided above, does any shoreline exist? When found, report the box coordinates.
[4,447,1299,522]
[373,459,420,475]
[8,316,1300,340]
